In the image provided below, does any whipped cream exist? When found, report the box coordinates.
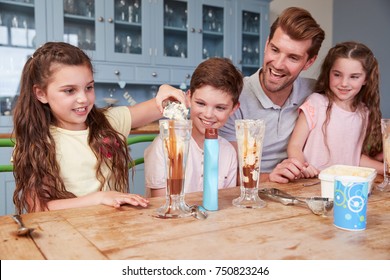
[163,101,189,120]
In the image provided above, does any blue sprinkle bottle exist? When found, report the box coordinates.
[203,128,219,211]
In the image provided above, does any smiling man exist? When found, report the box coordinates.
[219,7,325,183]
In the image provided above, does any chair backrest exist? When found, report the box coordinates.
[127,135,156,166]
[0,135,156,172]
[0,139,15,172]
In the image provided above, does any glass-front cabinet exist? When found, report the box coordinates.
[50,0,151,64]
[0,0,271,103]
[236,0,270,77]
[0,0,46,115]
[155,0,233,67]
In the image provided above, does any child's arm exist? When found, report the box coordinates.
[287,111,310,163]
[286,111,318,178]
[150,188,166,197]
[360,154,383,175]
[27,191,149,212]
[144,137,167,197]
[128,84,187,129]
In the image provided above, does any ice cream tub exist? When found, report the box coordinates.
[318,165,377,199]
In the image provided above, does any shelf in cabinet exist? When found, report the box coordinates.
[163,26,187,33]
[115,20,141,28]
[203,31,223,39]
[64,14,95,23]
[0,0,34,10]
[242,31,260,37]
[0,43,34,49]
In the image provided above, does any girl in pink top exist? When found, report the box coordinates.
[287,41,383,178]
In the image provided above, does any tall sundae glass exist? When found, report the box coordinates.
[377,119,390,192]
[233,119,266,208]
[156,119,192,218]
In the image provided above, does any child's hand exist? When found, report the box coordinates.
[269,158,308,183]
[100,191,149,208]
[155,84,188,113]
[300,164,319,178]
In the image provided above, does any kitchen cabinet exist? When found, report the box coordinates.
[0,0,271,93]
[154,0,233,68]
[236,0,270,77]
[49,0,152,64]
[0,0,46,114]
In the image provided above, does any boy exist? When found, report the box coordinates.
[144,57,243,196]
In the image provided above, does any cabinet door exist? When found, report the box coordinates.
[197,0,233,63]
[0,0,46,107]
[154,0,232,68]
[50,0,151,63]
[104,0,152,64]
[50,0,102,59]
[154,0,191,66]
[236,0,270,77]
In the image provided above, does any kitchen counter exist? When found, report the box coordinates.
[130,121,159,134]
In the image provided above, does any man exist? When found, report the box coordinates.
[219,7,325,183]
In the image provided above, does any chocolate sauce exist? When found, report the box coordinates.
[242,165,257,188]
[167,178,184,195]
[166,120,185,195]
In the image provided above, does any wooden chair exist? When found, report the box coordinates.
[0,138,14,172]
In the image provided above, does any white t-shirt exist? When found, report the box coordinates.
[144,135,237,194]
[50,106,131,196]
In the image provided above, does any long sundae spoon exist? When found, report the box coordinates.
[12,214,34,236]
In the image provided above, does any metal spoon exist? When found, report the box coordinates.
[259,188,333,216]
[189,205,208,220]
[12,214,34,236]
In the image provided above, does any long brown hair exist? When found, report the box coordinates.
[13,42,131,213]
[314,41,382,158]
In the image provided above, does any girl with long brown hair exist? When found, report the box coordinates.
[12,42,186,213]
[288,41,383,178]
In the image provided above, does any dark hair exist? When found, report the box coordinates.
[13,42,131,213]
[315,41,382,157]
[189,57,243,106]
[269,7,325,59]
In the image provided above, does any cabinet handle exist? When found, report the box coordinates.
[152,72,157,77]
[198,29,202,33]
[114,70,120,75]
[98,16,104,22]
[108,18,113,23]
[190,27,195,33]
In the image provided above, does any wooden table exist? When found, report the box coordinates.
[1,177,389,260]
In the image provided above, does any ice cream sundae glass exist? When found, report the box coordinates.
[377,119,390,192]
[155,101,191,218]
[233,119,266,208]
